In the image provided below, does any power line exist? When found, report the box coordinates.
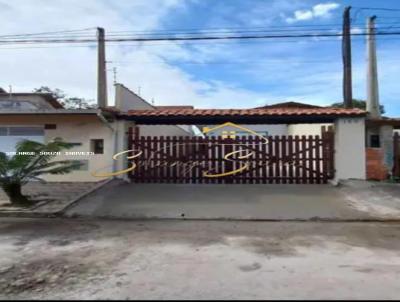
[1,30,400,45]
[353,7,400,12]
[1,35,400,50]
[0,27,96,39]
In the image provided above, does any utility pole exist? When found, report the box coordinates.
[97,27,108,108]
[342,6,353,108]
[366,16,381,118]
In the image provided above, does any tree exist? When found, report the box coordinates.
[33,87,96,109]
[0,139,81,205]
[33,86,66,101]
[62,97,96,109]
[331,99,385,114]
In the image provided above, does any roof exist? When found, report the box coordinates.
[0,109,98,115]
[366,117,400,129]
[155,105,194,110]
[0,92,64,109]
[118,107,366,125]
[257,101,322,109]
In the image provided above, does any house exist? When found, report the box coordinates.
[202,102,333,139]
[0,84,194,182]
[3,82,396,184]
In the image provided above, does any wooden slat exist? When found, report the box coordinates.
[281,135,287,184]
[288,136,294,184]
[315,135,322,184]
[268,136,274,184]
[274,136,281,184]
[261,136,267,184]
[301,135,307,184]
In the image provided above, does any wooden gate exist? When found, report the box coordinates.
[127,130,335,184]
[394,133,400,178]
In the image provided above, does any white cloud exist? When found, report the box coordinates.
[313,3,340,17]
[0,0,274,109]
[285,2,340,23]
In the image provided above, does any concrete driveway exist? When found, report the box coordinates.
[65,180,374,220]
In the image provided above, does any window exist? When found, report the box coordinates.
[8,127,44,136]
[0,100,38,110]
[221,131,236,139]
[0,126,44,136]
[44,124,57,130]
[68,142,82,147]
[370,135,381,148]
[0,127,7,136]
[91,139,104,154]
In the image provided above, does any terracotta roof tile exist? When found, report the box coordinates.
[121,107,366,118]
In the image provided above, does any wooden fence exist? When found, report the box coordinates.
[128,130,335,184]
[394,133,400,178]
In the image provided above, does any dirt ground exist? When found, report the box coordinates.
[1,218,400,299]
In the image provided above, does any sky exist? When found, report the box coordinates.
[0,0,399,116]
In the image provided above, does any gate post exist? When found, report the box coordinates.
[114,120,133,181]
[334,117,366,181]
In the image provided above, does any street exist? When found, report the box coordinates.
[1,218,400,299]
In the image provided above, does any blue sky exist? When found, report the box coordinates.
[0,0,399,116]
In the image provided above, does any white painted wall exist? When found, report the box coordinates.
[203,124,288,137]
[115,84,193,137]
[288,123,332,136]
[0,115,114,182]
[334,117,366,181]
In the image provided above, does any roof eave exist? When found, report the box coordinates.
[116,113,365,125]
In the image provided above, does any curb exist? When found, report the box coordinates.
[64,215,400,223]
[57,179,113,215]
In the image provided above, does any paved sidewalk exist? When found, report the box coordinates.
[0,181,108,217]
[65,180,376,220]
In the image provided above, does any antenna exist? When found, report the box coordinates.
[113,67,117,85]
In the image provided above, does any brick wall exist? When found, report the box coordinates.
[366,148,388,180]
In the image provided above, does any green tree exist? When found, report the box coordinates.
[33,87,96,109]
[63,97,96,109]
[0,139,81,205]
[33,86,66,101]
[331,99,385,114]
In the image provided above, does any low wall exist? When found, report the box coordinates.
[366,148,388,180]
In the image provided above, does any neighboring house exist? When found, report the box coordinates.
[0,91,116,182]
[0,84,195,182]
[114,84,196,137]
[203,102,333,138]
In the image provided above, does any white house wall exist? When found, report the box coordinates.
[288,123,332,136]
[0,115,114,182]
[334,117,366,181]
[203,124,288,137]
[115,84,193,136]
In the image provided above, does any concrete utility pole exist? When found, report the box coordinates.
[342,6,353,108]
[366,16,381,118]
[97,27,108,108]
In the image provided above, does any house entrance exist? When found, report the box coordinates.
[127,128,335,184]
